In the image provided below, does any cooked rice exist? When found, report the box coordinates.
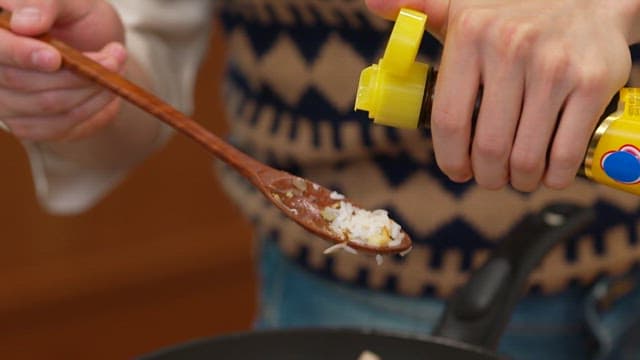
[329,191,346,200]
[323,243,347,255]
[321,199,403,248]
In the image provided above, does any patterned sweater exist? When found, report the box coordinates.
[215,0,640,297]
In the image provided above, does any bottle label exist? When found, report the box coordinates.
[587,88,640,194]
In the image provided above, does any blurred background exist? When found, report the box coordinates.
[0,23,257,359]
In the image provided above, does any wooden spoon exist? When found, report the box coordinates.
[0,9,412,255]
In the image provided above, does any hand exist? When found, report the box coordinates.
[0,0,127,141]
[367,0,635,192]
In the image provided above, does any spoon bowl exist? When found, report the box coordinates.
[0,9,412,255]
[259,172,412,254]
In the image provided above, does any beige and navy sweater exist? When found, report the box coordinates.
[214,0,640,298]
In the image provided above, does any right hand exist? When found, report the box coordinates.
[0,0,127,141]
[367,0,632,193]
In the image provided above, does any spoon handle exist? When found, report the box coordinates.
[0,9,268,181]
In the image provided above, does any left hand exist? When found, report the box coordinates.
[367,0,636,192]
[0,0,127,141]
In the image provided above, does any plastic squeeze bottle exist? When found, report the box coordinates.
[354,8,640,196]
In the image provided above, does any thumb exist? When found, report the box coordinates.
[2,0,123,52]
[1,1,58,36]
[1,0,100,37]
[365,0,450,39]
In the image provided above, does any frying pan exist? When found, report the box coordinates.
[141,203,595,359]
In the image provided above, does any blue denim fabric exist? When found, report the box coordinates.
[256,240,640,360]
[585,275,640,360]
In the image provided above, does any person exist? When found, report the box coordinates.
[2,0,640,358]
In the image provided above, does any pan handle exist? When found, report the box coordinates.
[432,202,595,350]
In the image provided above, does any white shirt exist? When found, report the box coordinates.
[25,0,214,214]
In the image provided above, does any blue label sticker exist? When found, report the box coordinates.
[601,145,640,184]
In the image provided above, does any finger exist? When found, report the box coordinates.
[0,0,57,35]
[62,96,121,140]
[65,88,119,127]
[544,90,609,189]
[3,112,80,140]
[0,85,101,117]
[471,64,524,190]
[48,1,123,51]
[92,42,128,73]
[0,65,89,91]
[0,40,127,117]
[3,89,118,141]
[0,42,125,91]
[1,0,95,36]
[430,25,481,182]
[0,27,60,70]
[365,0,450,36]
[509,72,571,192]
[2,0,121,54]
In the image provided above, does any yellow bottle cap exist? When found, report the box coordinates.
[354,8,431,128]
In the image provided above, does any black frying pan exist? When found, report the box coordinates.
[141,329,499,360]
[141,203,595,360]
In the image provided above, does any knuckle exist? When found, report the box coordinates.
[0,31,34,68]
[549,148,583,173]
[576,65,608,95]
[451,8,491,42]
[0,67,26,90]
[9,45,34,69]
[510,149,544,176]
[473,136,510,161]
[35,91,67,114]
[432,109,467,138]
[536,50,572,84]
[494,22,536,60]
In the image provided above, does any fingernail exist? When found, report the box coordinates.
[31,49,58,70]
[12,7,42,28]
[98,55,117,70]
[450,174,473,183]
[104,44,127,66]
[106,43,124,56]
